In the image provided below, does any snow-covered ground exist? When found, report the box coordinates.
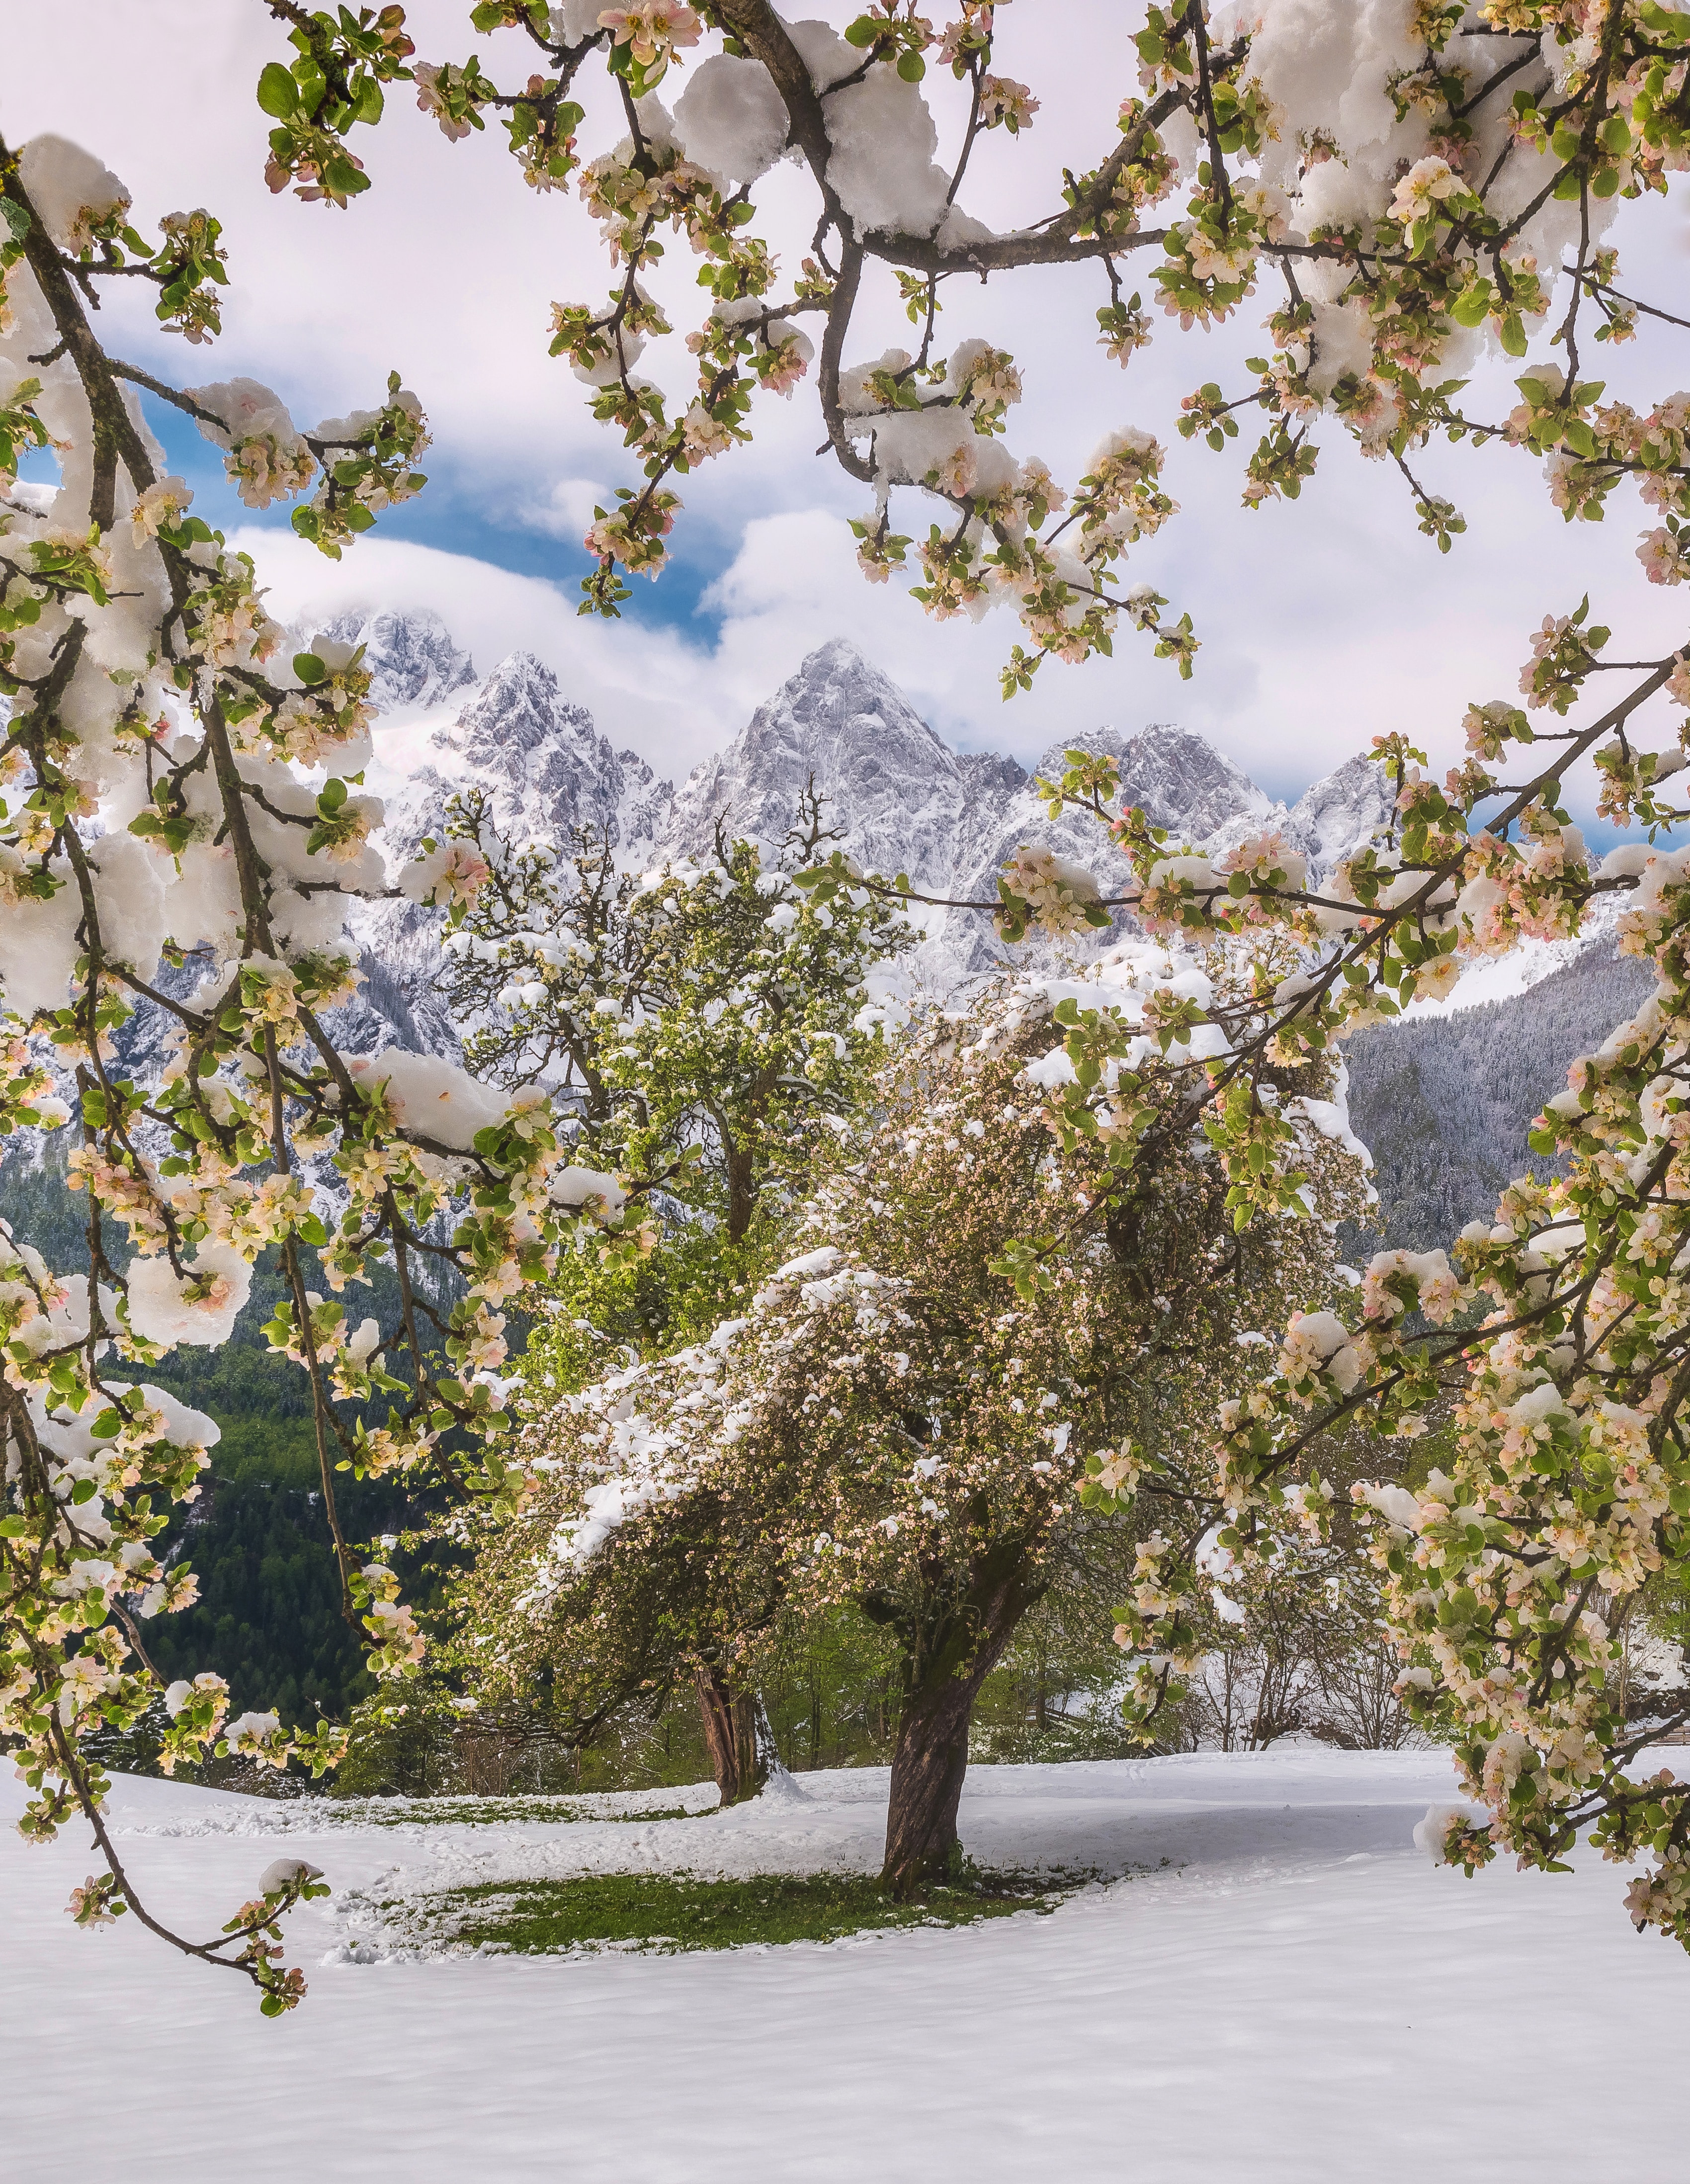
[6,1748,1689,2181]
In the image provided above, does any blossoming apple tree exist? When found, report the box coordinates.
[461,966,1369,1893]
[432,788,912,1799]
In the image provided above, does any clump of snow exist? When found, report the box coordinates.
[346,1049,514,1152]
[551,1166,627,1216]
[1358,1482,1422,1532]
[16,135,130,252]
[124,1245,252,1348]
[547,0,604,38]
[1288,1094,1372,1169]
[258,1856,324,1895]
[797,32,950,236]
[185,376,299,450]
[674,54,789,182]
[1413,1801,1475,1864]
[268,885,353,957]
[0,861,82,1018]
[87,830,167,982]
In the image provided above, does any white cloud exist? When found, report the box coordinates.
[234,527,736,784]
[512,476,613,543]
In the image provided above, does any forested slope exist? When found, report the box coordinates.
[1346,940,1653,1249]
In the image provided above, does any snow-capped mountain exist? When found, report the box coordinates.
[329,618,674,1057]
[381,648,671,864]
[312,606,477,715]
[662,636,1014,894]
[657,642,1379,984]
[1283,753,1396,883]
[305,616,1448,1043]
[3,611,1647,1271]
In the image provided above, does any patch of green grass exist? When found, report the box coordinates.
[320,1791,708,1829]
[422,1868,1066,1955]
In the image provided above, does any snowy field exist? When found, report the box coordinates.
[6,1747,1689,2182]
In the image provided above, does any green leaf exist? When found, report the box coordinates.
[293,651,327,685]
[896,47,926,79]
[256,61,302,119]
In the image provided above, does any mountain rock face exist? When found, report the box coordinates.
[352,648,674,1054]
[1118,722,1276,845]
[385,652,669,862]
[313,606,476,714]
[661,636,997,891]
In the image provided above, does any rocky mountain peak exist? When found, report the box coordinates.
[1114,722,1273,843]
[1285,754,1397,880]
[313,606,476,714]
[662,638,976,890]
[353,636,673,1057]
[435,652,594,773]
[402,651,669,858]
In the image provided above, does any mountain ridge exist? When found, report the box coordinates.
[346,617,1398,1000]
[308,611,1593,1046]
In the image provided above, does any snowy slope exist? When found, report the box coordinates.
[5,1750,1688,2184]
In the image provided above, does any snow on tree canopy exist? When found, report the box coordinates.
[124,1244,252,1348]
[344,1049,517,1152]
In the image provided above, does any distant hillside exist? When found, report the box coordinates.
[1345,939,1654,1249]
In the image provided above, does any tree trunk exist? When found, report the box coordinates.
[877,1538,1042,1898]
[694,1664,772,1807]
[881,1666,981,1897]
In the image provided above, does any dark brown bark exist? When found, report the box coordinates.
[881,1668,979,1896]
[876,1536,1043,1898]
[694,1663,771,1807]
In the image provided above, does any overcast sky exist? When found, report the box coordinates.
[7,0,1690,817]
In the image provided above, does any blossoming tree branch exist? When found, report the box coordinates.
[0,125,650,2008]
[261,0,1690,687]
